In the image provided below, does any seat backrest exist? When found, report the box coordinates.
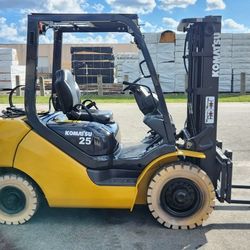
[55,69,81,114]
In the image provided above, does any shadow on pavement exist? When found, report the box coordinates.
[204,223,250,230]
[1,205,250,250]
[215,205,250,211]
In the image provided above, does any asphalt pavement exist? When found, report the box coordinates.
[0,103,250,250]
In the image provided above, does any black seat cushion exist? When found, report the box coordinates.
[55,69,113,124]
[68,109,113,124]
[83,110,113,124]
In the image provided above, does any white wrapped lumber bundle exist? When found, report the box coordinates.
[159,77,175,92]
[114,53,140,83]
[0,48,18,62]
[219,75,232,92]
[143,33,160,44]
[0,65,26,89]
[0,48,25,89]
[174,74,186,92]
[138,32,250,92]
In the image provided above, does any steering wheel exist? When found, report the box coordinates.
[123,81,134,91]
[123,76,145,92]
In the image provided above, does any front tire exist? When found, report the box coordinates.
[0,174,39,225]
[147,162,215,229]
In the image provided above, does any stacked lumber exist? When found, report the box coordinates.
[115,53,139,83]
[71,47,114,85]
[139,32,175,92]
[140,32,250,93]
[231,34,250,92]
[0,48,26,90]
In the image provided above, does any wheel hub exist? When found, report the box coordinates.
[0,186,26,214]
[174,190,188,203]
[160,178,201,218]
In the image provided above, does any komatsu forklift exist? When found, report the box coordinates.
[0,14,248,229]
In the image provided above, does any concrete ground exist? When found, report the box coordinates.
[0,103,250,250]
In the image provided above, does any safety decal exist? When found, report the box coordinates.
[205,96,215,124]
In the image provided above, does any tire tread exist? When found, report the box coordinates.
[0,173,39,225]
[147,161,215,230]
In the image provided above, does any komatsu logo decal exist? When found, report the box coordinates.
[65,130,92,137]
[212,32,221,78]
[64,130,93,145]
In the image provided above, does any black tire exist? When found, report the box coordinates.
[0,174,39,225]
[147,162,215,229]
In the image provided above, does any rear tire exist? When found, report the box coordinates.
[147,162,215,229]
[0,174,39,225]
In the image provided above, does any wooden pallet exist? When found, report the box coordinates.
[80,83,123,94]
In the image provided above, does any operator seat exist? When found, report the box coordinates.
[55,69,113,124]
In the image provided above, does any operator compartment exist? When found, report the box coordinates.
[45,113,120,156]
[44,68,120,156]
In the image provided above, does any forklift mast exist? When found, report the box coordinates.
[178,16,222,184]
[178,16,250,205]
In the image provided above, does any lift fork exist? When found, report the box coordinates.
[216,141,250,205]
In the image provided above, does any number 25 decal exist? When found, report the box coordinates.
[79,137,91,145]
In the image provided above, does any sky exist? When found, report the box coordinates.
[0,0,250,44]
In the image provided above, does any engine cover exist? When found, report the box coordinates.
[47,115,120,156]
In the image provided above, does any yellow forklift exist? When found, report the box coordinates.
[0,14,247,229]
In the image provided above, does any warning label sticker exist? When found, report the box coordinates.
[205,96,215,124]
